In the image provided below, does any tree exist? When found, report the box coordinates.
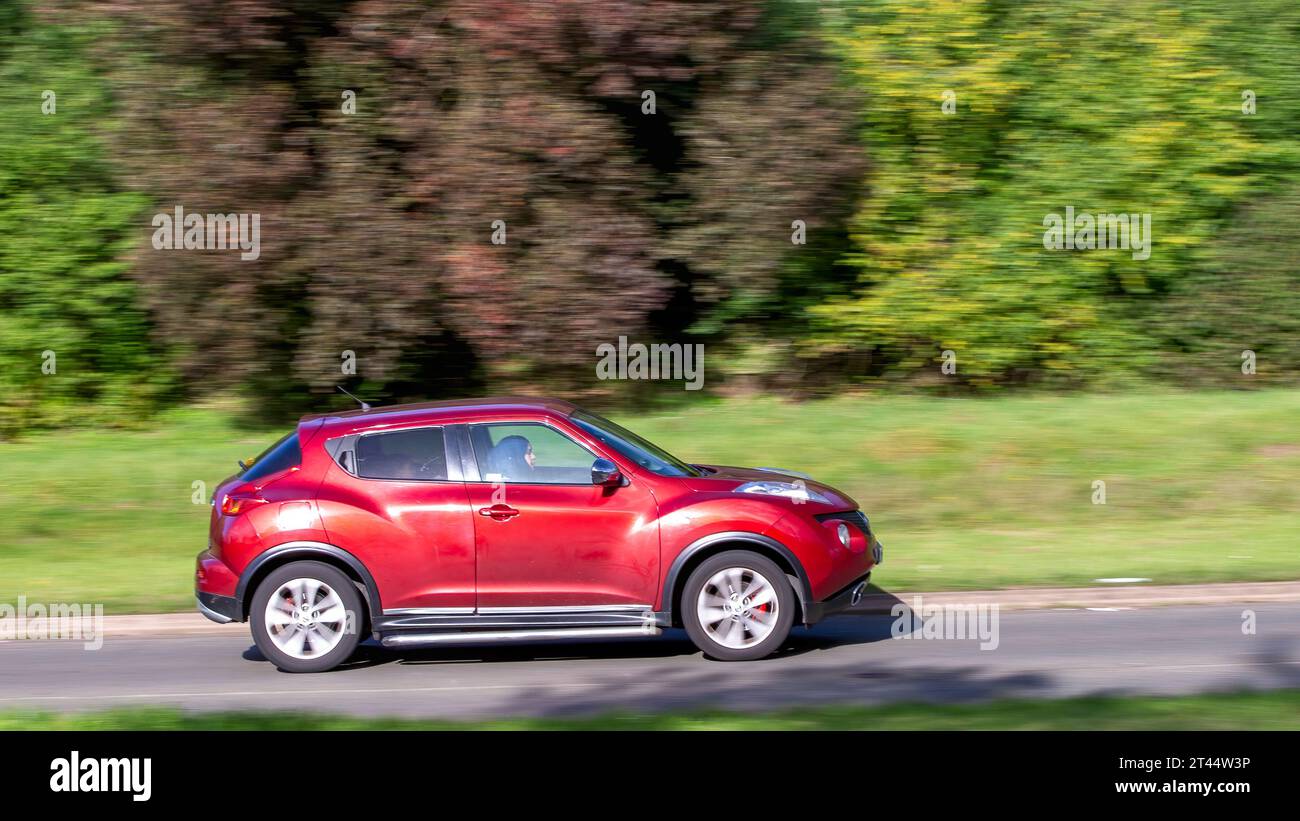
[812,0,1264,388]
[82,0,862,406]
[0,12,160,436]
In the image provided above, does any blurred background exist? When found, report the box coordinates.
[2,0,1299,434]
[1,0,1300,731]
[0,0,1298,612]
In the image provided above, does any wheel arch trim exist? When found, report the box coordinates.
[658,531,813,626]
[235,541,381,620]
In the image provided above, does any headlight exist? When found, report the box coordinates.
[836,521,851,548]
[735,481,831,505]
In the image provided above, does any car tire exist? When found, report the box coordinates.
[250,561,365,673]
[681,550,796,661]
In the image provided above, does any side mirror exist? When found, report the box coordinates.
[591,458,623,487]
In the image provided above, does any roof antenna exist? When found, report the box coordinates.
[336,385,371,411]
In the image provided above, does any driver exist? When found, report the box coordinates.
[487,435,535,481]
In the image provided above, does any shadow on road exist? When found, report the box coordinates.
[203,599,1300,719]
[241,586,921,671]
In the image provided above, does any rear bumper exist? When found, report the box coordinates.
[195,549,239,594]
[803,572,872,625]
[196,591,239,624]
[195,548,241,624]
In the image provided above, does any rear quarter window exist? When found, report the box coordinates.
[240,431,302,483]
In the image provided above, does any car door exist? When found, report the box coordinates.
[315,425,476,611]
[459,421,660,609]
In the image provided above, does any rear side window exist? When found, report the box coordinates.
[240,431,302,483]
[355,427,448,481]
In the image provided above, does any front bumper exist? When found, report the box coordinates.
[803,571,872,624]
[196,591,239,624]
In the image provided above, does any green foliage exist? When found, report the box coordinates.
[0,14,163,437]
[7,689,1300,729]
[1157,187,1300,383]
[2,0,1300,432]
[812,0,1298,387]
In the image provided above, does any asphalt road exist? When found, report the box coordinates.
[2,602,1298,719]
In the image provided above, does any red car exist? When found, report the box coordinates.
[195,397,882,672]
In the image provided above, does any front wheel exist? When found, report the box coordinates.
[250,561,364,673]
[682,551,796,661]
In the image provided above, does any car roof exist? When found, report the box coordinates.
[302,395,578,433]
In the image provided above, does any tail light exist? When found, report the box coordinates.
[220,492,268,516]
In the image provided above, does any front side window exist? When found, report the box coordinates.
[469,423,595,484]
[355,427,448,481]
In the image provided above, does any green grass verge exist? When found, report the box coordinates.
[1,389,1298,613]
[4,689,1299,730]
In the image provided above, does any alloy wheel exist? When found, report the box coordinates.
[695,566,780,649]
[262,577,350,659]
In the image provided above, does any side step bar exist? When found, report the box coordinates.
[380,624,660,648]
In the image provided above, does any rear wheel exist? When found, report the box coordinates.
[250,561,364,673]
[682,551,795,661]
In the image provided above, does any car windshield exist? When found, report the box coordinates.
[570,410,703,478]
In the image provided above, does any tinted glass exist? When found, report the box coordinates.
[570,410,701,477]
[469,423,594,484]
[355,427,448,481]
[240,431,302,483]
